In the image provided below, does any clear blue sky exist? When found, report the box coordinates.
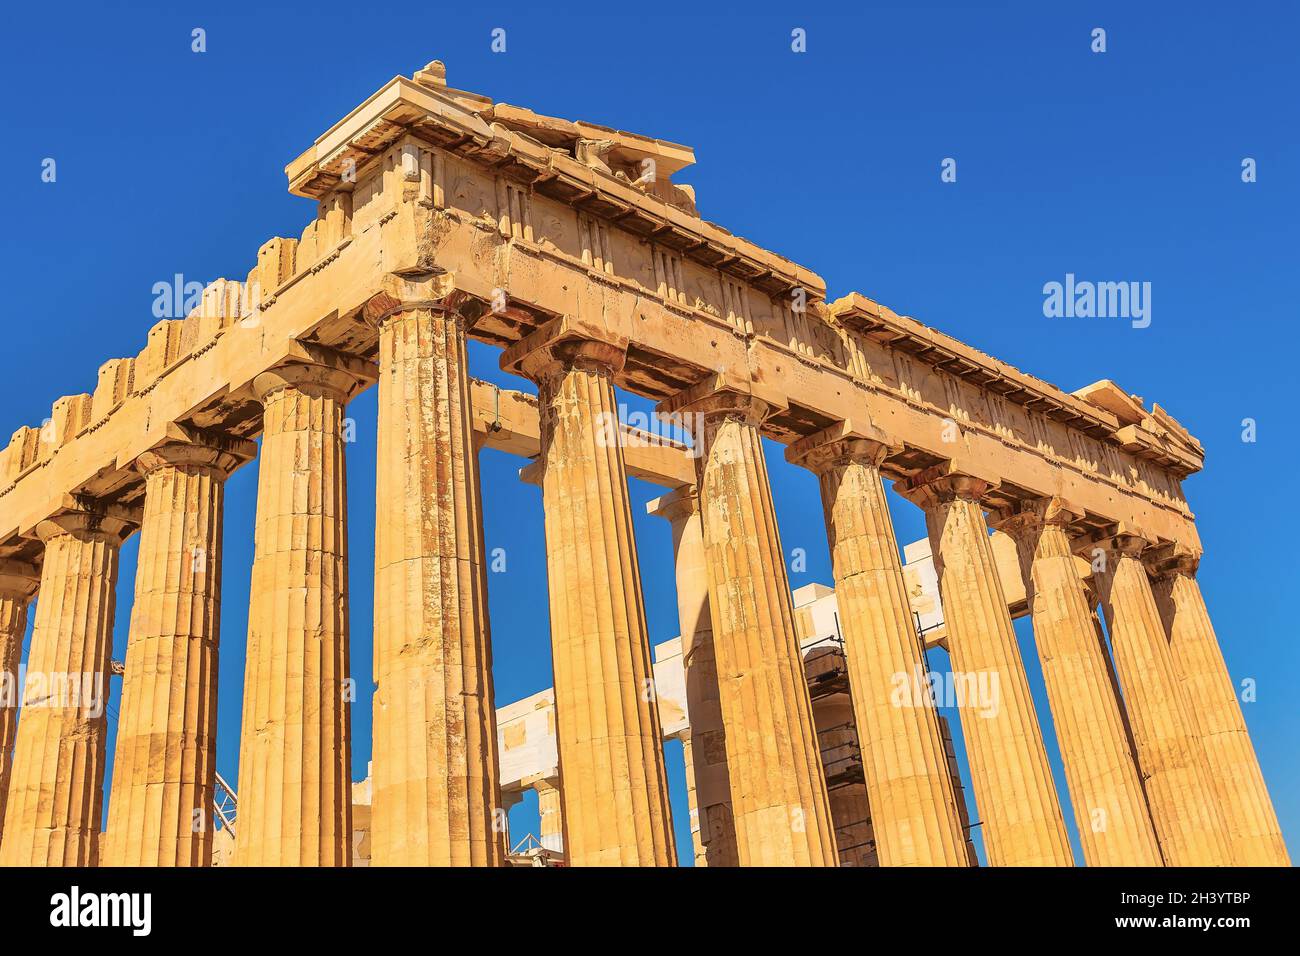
[2,1,1295,865]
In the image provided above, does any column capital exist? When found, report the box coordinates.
[785,419,900,474]
[252,343,375,404]
[358,272,461,330]
[500,316,628,386]
[1076,525,1154,561]
[895,461,1000,510]
[35,498,138,545]
[134,425,257,481]
[991,495,1084,540]
[1142,541,1202,578]
[645,484,699,525]
[522,772,561,794]
[0,559,39,600]
[656,375,787,428]
[518,458,544,487]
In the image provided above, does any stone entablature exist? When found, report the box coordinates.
[0,63,1202,566]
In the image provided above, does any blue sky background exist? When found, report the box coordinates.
[1,1,1296,865]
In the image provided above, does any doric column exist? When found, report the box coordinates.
[0,561,40,844]
[647,486,738,867]
[658,383,837,867]
[366,294,503,866]
[102,431,254,867]
[1089,532,1231,866]
[897,468,1073,866]
[501,327,675,867]
[235,356,369,867]
[787,425,969,867]
[0,504,134,867]
[1148,553,1288,865]
[497,788,523,856]
[533,776,564,854]
[997,499,1163,866]
[677,733,706,865]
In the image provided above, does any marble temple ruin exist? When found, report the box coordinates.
[0,60,1288,868]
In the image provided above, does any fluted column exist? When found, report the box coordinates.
[1091,533,1231,865]
[502,331,675,866]
[1148,554,1288,865]
[658,385,837,867]
[647,486,738,867]
[368,301,503,866]
[0,561,39,844]
[677,734,707,865]
[102,432,253,867]
[533,776,564,854]
[898,469,1073,866]
[0,505,133,867]
[235,358,367,867]
[497,788,523,856]
[788,427,969,866]
[998,500,1162,866]
[1088,532,1231,865]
